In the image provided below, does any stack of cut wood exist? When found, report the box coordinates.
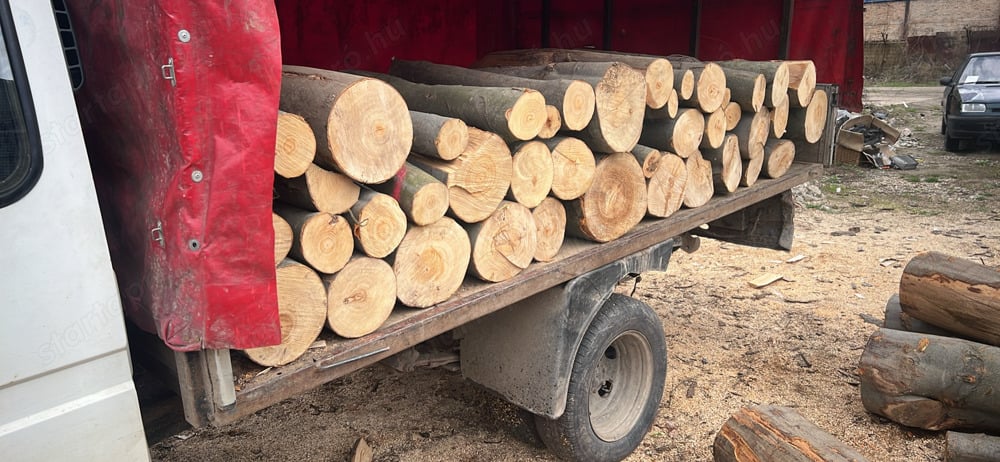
[858,251,1000,460]
[248,51,827,367]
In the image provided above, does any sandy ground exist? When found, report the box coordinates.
[150,88,1000,461]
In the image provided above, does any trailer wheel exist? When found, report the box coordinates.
[535,294,667,462]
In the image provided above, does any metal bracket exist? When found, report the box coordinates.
[161,57,176,87]
[150,220,165,247]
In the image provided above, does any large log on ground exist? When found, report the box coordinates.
[781,60,818,108]
[392,217,471,308]
[883,294,955,337]
[243,259,327,367]
[539,105,562,139]
[322,255,396,339]
[565,153,647,242]
[347,188,407,259]
[467,201,538,282]
[899,251,1000,346]
[369,162,449,226]
[409,128,513,224]
[683,150,714,208]
[408,111,469,161]
[724,70,766,113]
[273,205,354,274]
[723,102,742,131]
[733,107,771,162]
[640,108,705,158]
[858,328,1000,432]
[389,59,595,131]
[945,431,1000,462]
[274,163,360,215]
[786,88,828,144]
[479,62,647,153]
[280,66,411,184]
[770,95,790,138]
[541,136,596,200]
[473,48,673,110]
[508,141,554,208]
[274,111,316,178]
[644,150,688,218]
[676,62,727,113]
[702,134,741,194]
[702,108,728,149]
[717,60,790,108]
[531,197,566,262]
[762,138,796,179]
[714,405,870,462]
[273,213,293,265]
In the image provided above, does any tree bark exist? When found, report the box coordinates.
[724,102,742,131]
[702,108,728,149]
[702,134,742,194]
[274,164,360,215]
[645,151,688,218]
[280,66,411,184]
[676,62,727,113]
[389,59,595,131]
[565,153,647,243]
[899,251,1000,346]
[644,87,680,120]
[674,68,695,101]
[273,213,293,266]
[409,128,513,224]
[945,431,1000,462]
[717,60,790,108]
[273,205,354,275]
[640,108,705,158]
[243,259,327,367]
[786,89,828,144]
[532,197,566,262]
[781,60,818,108]
[632,144,663,179]
[541,136,596,201]
[467,201,538,282]
[683,150,714,208]
[369,161,450,226]
[771,95,790,138]
[322,255,396,339]
[713,405,870,462]
[884,294,956,338]
[733,107,771,162]
[539,105,562,139]
[409,111,469,161]
[347,188,407,259]
[763,138,796,179]
[274,111,316,179]
[508,141,554,208]
[858,328,1000,432]
[478,62,646,153]
[392,217,471,308]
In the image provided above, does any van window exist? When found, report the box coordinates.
[0,1,42,208]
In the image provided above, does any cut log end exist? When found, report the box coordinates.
[666,88,680,118]
[563,80,598,131]
[275,206,355,275]
[770,96,790,138]
[370,162,450,226]
[274,163,361,215]
[724,102,742,131]
[275,111,317,179]
[741,154,763,188]
[631,144,663,179]
[643,58,674,109]
[683,150,714,208]
[590,63,647,153]
[323,256,396,338]
[272,213,293,266]
[701,109,728,150]
[509,141,555,208]
[243,259,327,367]
[645,151,688,218]
[350,190,407,259]
[763,138,795,179]
[532,197,566,262]
[734,107,770,161]
[409,111,469,161]
[804,89,829,143]
[436,117,471,160]
[566,153,647,243]
[507,89,548,141]
[393,217,471,308]
[468,201,538,282]
[704,134,742,194]
[538,105,562,139]
[694,63,728,113]
[545,136,596,200]
[675,68,695,100]
[787,60,818,107]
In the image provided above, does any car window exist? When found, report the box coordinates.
[959,56,1000,84]
[0,2,42,209]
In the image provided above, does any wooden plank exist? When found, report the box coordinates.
[203,162,822,426]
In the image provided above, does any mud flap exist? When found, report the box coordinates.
[692,190,795,250]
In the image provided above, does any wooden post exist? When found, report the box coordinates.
[243,259,327,367]
[714,405,870,462]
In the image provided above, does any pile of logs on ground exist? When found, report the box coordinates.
[858,251,1000,461]
[247,49,829,367]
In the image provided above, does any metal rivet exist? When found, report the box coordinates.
[188,239,201,251]
[178,29,191,43]
[191,170,203,182]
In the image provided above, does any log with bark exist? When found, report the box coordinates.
[409,111,469,161]
[733,107,771,162]
[322,255,396,339]
[539,105,562,139]
[674,68,695,101]
[899,251,1000,346]
[243,259,327,367]
[274,111,316,179]
[508,141,554,208]
[884,294,957,338]
[762,138,796,179]
[781,60,817,108]
[273,213,293,265]
[531,197,566,262]
[770,95,790,138]
[565,153,647,243]
[717,60,790,108]
[392,217,471,308]
[723,102,742,131]
[644,150,688,218]
[786,88,828,144]
[274,164,360,215]
[409,128,513,224]
[369,162,450,226]
[542,136,596,201]
[714,405,870,462]
[702,108,728,150]
[741,151,764,188]
[478,62,646,153]
[723,69,766,113]
[682,150,714,208]
[632,144,663,179]
[273,205,354,274]
[347,188,407,259]
[639,108,705,158]
[280,66,412,184]
[467,201,538,282]
[945,431,1000,462]
[858,328,1000,432]
[702,134,742,194]
[644,88,681,120]
[676,62,727,113]
[389,59,595,132]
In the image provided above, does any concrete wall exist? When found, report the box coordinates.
[865,0,1000,42]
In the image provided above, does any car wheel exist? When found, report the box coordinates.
[943,122,962,153]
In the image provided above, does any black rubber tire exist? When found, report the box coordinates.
[535,294,667,462]
[944,124,961,152]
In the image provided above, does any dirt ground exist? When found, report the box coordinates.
[150,87,1000,461]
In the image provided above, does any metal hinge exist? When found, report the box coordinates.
[161,57,176,87]
[151,220,165,247]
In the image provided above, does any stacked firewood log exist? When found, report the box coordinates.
[858,251,1000,461]
[248,50,829,366]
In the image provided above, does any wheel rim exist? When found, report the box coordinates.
[588,330,654,442]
